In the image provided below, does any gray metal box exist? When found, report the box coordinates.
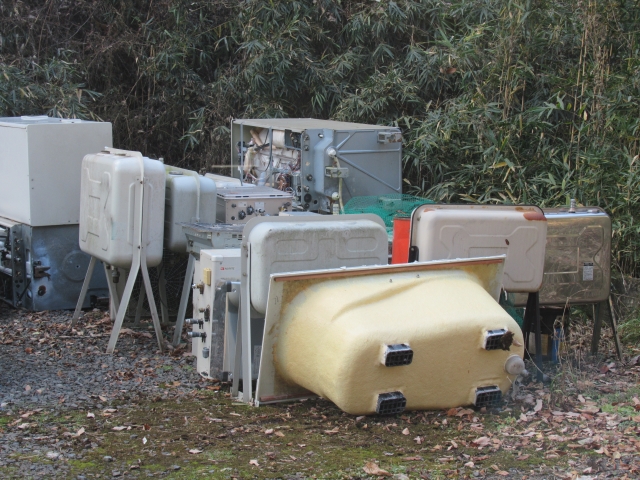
[0,116,112,226]
[0,218,108,310]
[515,207,611,306]
[230,118,402,212]
[216,186,293,224]
[181,223,244,259]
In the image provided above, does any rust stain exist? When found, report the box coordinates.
[523,211,546,221]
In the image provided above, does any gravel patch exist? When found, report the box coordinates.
[0,304,205,478]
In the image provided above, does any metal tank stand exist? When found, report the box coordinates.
[591,296,623,360]
[72,168,164,354]
[522,291,544,383]
[156,260,170,326]
[72,256,97,327]
[172,254,195,346]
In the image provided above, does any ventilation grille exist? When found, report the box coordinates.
[484,329,508,350]
[475,386,502,409]
[383,344,414,367]
[376,392,407,415]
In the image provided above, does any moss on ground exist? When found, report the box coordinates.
[54,394,567,479]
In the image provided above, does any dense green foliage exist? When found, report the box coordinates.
[1,0,640,275]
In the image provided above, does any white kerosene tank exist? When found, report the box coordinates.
[79,148,166,269]
[164,167,217,253]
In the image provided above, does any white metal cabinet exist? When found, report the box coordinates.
[0,116,112,226]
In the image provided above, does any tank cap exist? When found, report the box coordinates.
[504,355,526,375]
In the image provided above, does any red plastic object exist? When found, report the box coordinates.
[391,217,411,264]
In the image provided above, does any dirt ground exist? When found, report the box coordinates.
[1,306,639,480]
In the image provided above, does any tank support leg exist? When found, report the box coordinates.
[591,297,623,361]
[157,261,170,326]
[71,256,97,326]
[523,292,543,382]
[172,254,195,346]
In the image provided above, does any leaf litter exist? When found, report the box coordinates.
[1,308,640,478]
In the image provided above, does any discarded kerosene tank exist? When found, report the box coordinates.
[79,148,166,269]
[514,206,611,306]
[409,204,548,293]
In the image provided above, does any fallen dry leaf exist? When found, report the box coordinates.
[264,429,274,435]
[402,427,410,435]
[274,430,285,437]
[363,462,391,476]
[579,405,600,414]
[413,436,423,445]
[324,427,339,435]
[249,459,259,467]
[73,427,85,437]
[24,385,31,392]
[99,395,107,402]
[402,456,422,461]
[25,347,33,354]
[112,426,127,431]
[456,408,474,417]
[188,449,202,454]
[87,412,95,419]
[472,436,491,447]
[534,399,543,412]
